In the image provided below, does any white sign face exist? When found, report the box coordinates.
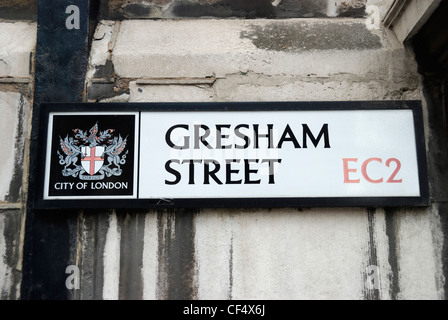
[36,102,429,209]
[138,110,421,199]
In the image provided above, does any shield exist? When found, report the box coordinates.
[81,146,105,175]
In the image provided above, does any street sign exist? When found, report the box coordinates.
[34,101,429,209]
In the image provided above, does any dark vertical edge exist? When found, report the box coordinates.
[21,0,93,300]
[436,203,448,300]
[365,208,380,300]
[420,77,448,203]
[76,209,108,300]
[66,210,81,300]
[167,208,198,300]
[385,208,400,300]
[1,210,24,299]
[442,80,448,300]
[66,209,108,300]
[117,210,145,300]
[79,211,95,300]
[227,232,234,300]
[156,209,198,300]
[89,0,101,55]
[411,101,430,205]
[20,210,77,300]
[413,12,448,297]
[413,0,448,204]
[136,112,141,199]
[156,210,170,299]
[92,210,109,299]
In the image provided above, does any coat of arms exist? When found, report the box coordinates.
[57,123,128,180]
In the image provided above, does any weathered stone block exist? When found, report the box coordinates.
[111,19,405,81]
[0,92,28,202]
[0,22,37,78]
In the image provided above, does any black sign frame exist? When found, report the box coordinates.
[33,101,430,210]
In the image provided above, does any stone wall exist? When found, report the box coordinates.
[0,20,36,300]
[0,0,447,300]
[79,8,444,299]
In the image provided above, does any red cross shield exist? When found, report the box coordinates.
[81,146,105,175]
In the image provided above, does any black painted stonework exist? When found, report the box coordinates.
[32,2,90,104]
[385,208,400,300]
[157,209,197,300]
[167,209,197,300]
[365,208,379,300]
[118,211,146,300]
[21,0,95,300]
[100,0,367,20]
[438,204,448,300]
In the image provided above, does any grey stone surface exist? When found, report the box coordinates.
[240,21,382,52]
[81,15,446,300]
[0,92,28,203]
[0,22,36,78]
